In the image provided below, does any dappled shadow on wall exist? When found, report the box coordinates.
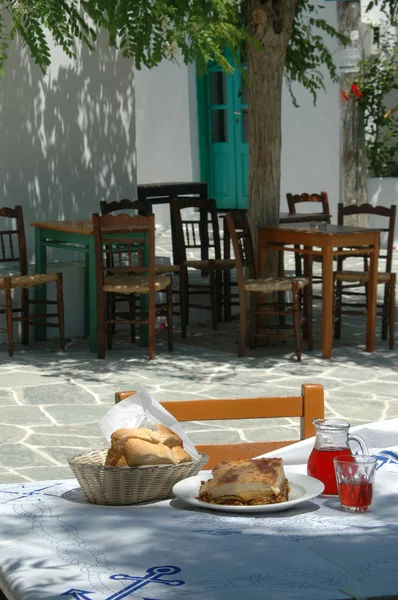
[0,34,136,257]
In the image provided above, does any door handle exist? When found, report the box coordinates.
[233,111,241,115]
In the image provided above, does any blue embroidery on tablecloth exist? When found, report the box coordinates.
[374,450,398,470]
[62,566,185,599]
[0,483,63,504]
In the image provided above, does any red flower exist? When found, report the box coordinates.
[351,83,362,98]
[341,91,349,101]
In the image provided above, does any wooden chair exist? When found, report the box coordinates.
[287,192,331,280]
[114,383,324,468]
[138,182,208,266]
[226,212,312,360]
[171,197,236,337]
[0,206,65,356]
[100,198,179,278]
[92,213,173,359]
[100,198,152,217]
[334,203,396,349]
[100,199,180,337]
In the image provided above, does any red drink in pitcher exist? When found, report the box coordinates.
[307,448,353,496]
[307,420,368,497]
[338,481,373,511]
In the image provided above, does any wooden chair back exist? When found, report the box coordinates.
[170,197,222,264]
[138,182,208,204]
[100,198,152,217]
[92,212,156,296]
[0,206,28,275]
[138,183,208,265]
[226,212,256,282]
[114,383,324,468]
[287,192,330,221]
[337,203,396,272]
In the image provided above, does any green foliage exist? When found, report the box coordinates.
[286,0,348,106]
[0,0,396,109]
[365,0,398,26]
[0,0,246,76]
[357,39,398,176]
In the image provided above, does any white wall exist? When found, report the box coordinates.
[281,3,340,220]
[135,61,200,226]
[0,34,137,262]
[368,177,398,246]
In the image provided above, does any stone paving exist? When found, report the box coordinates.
[0,227,397,485]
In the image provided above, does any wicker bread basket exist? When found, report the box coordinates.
[68,448,208,505]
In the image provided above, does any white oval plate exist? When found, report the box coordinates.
[172,471,324,513]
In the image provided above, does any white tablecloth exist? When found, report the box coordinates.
[1,420,398,600]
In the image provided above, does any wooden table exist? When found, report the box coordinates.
[30,219,148,353]
[279,212,331,224]
[257,223,380,358]
[222,212,332,321]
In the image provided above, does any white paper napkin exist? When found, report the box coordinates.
[98,389,199,459]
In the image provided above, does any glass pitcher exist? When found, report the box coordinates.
[307,419,368,496]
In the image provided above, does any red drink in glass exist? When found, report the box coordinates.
[338,481,373,512]
[307,447,353,496]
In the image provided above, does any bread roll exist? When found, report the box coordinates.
[105,425,192,467]
[153,424,183,448]
[171,446,192,464]
[123,438,175,466]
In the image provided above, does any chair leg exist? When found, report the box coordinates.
[382,282,389,341]
[292,282,302,361]
[249,292,260,349]
[167,284,174,351]
[179,269,188,338]
[21,288,29,345]
[210,271,218,331]
[223,268,232,322]
[389,276,395,350]
[107,295,113,350]
[111,295,116,335]
[97,292,106,359]
[294,245,302,277]
[278,252,286,326]
[216,270,223,323]
[148,293,156,360]
[303,281,313,351]
[238,290,246,357]
[130,294,136,343]
[56,274,65,350]
[334,279,343,339]
[5,284,13,357]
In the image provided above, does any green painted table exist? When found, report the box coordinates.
[30,219,148,353]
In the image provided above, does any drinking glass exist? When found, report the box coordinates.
[309,221,327,231]
[333,455,377,513]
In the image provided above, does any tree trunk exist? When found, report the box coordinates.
[247,0,298,275]
[338,1,368,227]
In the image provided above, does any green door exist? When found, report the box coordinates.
[197,53,249,210]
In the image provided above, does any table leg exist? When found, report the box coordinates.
[256,235,268,346]
[84,252,90,337]
[34,227,47,342]
[303,247,313,348]
[223,218,231,322]
[366,234,380,352]
[87,238,98,354]
[140,239,149,347]
[321,243,334,358]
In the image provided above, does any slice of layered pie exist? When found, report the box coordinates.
[198,457,289,505]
